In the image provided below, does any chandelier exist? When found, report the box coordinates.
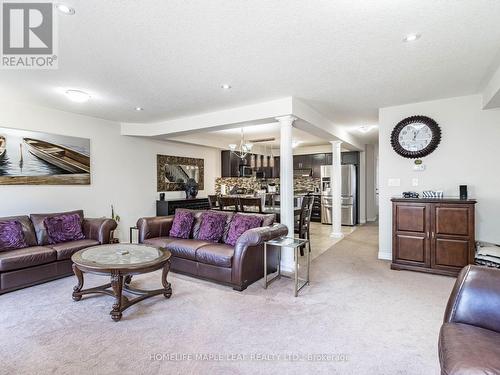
[228,129,253,159]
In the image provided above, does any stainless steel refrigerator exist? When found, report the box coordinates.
[341,164,357,226]
[320,164,357,226]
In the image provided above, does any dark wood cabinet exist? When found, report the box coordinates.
[157,198,210,216]
[293,154,312,170]
[391,198,476,277]
[273,157,280,177]
[221,150,241,177]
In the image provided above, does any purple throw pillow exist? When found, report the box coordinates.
[169,210,195,239]
[0,220,27,251]
[225,214,263,246]
[44,213,85,244]
[197,212,227,242]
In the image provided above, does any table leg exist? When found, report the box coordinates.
[294,246,299,297]
[264,242,268,288]
[72,264,84,301]
[307,240,311,285]
[110,271,124,322]
[162,259,172,299]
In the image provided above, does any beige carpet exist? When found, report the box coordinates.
[0,224,454,374]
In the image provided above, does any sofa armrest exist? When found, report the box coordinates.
[444,265,500,333]
[231,224,288,286]
[83,218,117,244]
[136,216,174,243]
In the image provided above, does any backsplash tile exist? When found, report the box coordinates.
[215,177,320,194]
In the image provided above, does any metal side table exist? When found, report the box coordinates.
[264,237,310,297]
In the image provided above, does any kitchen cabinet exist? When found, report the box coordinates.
[342,151,359,165]
[293,154,312,169]
[311,153,326,178]
[221,150,241,177]
[273,157,280,177]
[391,198,476,277]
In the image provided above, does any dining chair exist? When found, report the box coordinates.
[208,195,220,209]
[295,194,314,256]
[239,197,263,213]
[219,196,240,211]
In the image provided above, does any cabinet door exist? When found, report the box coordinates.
[393,203,431,267]
[325,153,332,165]
[431,204,474,272]
[273,157,280,177]
[341,151,359,165]
[312,153,326,178]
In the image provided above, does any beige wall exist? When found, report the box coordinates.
[0,100,220,241]
[378,94,500,259]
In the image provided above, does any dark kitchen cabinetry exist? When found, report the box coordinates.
[311,153,326,178]
[293,154,312,170]
[391,198,476,277]
[221,150,241,177]
[342,151,359,165]
[273,157,280,177]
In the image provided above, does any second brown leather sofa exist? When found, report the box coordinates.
[0,210,117,294]
[137,210,288,291]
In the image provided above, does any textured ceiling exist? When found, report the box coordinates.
[1,0,499,134]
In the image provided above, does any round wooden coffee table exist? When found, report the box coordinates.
[71,244,172,321]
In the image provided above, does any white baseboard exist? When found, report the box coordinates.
[367,217,378,222]
[378,251,392,261]
[359,219,366,224]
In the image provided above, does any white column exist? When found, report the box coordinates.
[277,115,296,273]
[330,140,343,238]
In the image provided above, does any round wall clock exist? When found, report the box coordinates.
[390,115,441,158]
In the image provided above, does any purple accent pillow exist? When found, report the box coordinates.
[225,214,263,246]
[44,213,85,244]
[197,212,227,242]
[0,220,27,251]
[169,210,195,239]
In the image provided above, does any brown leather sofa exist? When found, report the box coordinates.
[137,210,288,291]
[439,265,500,374]
[0,210,117,294]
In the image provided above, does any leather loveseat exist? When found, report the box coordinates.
[438,265,500,374]
[137,210,288,291]
[0,210,117,294]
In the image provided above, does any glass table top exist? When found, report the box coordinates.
[78,244,166,266]
[265,237,309,247]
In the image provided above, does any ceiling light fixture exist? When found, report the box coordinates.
[357,125,377,133]
[221,84,232,90]
[135,107,144,111]
[65,89,90,103]
[403,33,421,42]
[55,4,75,15]
[228,129,253,159]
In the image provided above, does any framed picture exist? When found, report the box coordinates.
[157,154,204,192]
[0,127,90,185]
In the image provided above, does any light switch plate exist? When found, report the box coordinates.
[388,178,401,187]
[412,178,419,187]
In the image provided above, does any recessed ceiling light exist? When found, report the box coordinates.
[55,4,75,15]
[221,84,232,90]
[403,33,421,42]
[65,89,90,103]
[357,125,377,133]
[135,107,144,111]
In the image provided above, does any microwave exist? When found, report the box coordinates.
[240,166,253,177]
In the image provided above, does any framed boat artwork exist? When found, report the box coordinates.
[0,127,90,185]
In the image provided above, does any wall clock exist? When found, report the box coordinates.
[390,115,441,159]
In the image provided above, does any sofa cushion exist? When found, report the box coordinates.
[225,214,263,246]
[169,210,195,239]
[44,213,85,244]
[47,239,99,260]
[143,237,178,249]
[165,239,211,260]
[0,215,37,247]
[439,323,500,375]
[0,220,28,251]
[196,243,234,268]
[30,210,84,245]
[197,211,227,242]
[0,246,56,272]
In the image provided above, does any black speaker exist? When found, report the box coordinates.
[159,193,165,201]
[459,185,468,200]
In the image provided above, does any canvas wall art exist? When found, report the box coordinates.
[0,127,90,185]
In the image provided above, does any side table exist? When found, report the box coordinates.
[264,237,310,297]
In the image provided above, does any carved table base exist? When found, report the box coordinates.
[72,260,172,321]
